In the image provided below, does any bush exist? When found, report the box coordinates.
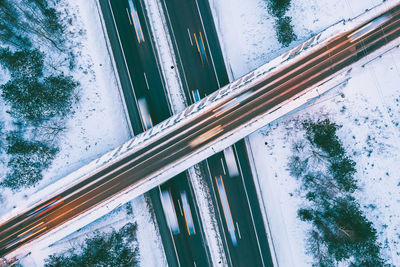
[276,16,297,47]
[0,48,44,78]
[288,119,384,266]
[266,0,296,46]
[1,131,58,190]
[44,223,139,267]
[303,119,344,158]
[0,48,78,122]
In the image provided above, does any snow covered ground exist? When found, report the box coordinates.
[209,0,400,265]
[1,0,165,265]
[19,196,166,266]
[248,43,400,266]
[0,0,130,217]
[209,0,385,79]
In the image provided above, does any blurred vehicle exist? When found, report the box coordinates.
[192,89,201,102]
[137,97,153,130]
[160,189,180,235]
[28,196,64,218]
[4,222,47,250]
[193,32,208,66]
[223,146,239,177]
[215,175,237,246]
[128,0,145,43]
[348,13,391,42]
[213,90,253,117]
[180,191,196,235]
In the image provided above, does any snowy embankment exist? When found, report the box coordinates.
[248,41,400,266]
[4,0,165,265]
[20,196,166,266]
[209,0,400,265]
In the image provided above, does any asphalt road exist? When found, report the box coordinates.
[161,0,273,265]
[206,143,273,266]
[161,0,229,100]
[160,173,211,267]
[98,1,210,266]
[2,5,400,259]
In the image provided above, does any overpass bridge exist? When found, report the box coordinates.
[1,0,400,259]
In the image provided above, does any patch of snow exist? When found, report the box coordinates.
[19,196,166,267]
[187,165,227,266]
[248,42,400,265]
[143,0,188,113]
[0,0,131,217]
[209,0,400,265]
[209,0,387,80]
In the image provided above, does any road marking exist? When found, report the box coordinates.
[187,28,193,46]
[143,72,150,90]
[205,162,233,266]
[177,199,183,217]
[126,8,132,25]
[161,0,191,101]
[194,0,221,88]
[158,186,181,267]
[233,144,265,267]
[236,222,241,239]
[220,157,226,175]
[107,0,144,131]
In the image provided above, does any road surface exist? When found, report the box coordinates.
[1,5,400,259]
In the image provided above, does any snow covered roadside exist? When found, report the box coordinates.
[208,0,385,79]
[248,42,400,266]
[143,0,187,113]
[19,195,166,267]
[209,0,400,265]
[0,0,131,217]
[2,0,166,265]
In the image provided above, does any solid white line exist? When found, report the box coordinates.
[107,0,145,131]
[233,144,265,267]
[162,0,192,102]
[205,161,233,266]
[126,8,132,25]
[158,186,181,267]
[187,28,193,46]
[143,72,150,90]
[137,0,173,115]
[220,157,226,175]
[236,222,241,239]
[194,0,221,88]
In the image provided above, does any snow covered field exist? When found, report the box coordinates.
[1,0,165,265]
[0,0,130,216]
[209,0,400,265]
[248,44,400,266]
[209,0,385,79]
[19,196,166,266]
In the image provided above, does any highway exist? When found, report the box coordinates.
[206,144,273,266]
[1,4,400,261]
[99,1,210,266]
[161,0,273,265]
